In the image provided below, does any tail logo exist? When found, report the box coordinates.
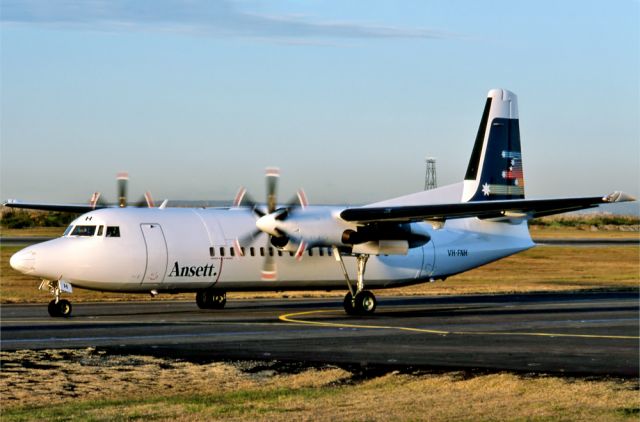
[480,149,525,198]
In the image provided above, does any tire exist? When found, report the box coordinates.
[199,290,226,309]
[354,291,376,315]
[343,292,357,315]
[195,291,207,309]
[48,300,60,317]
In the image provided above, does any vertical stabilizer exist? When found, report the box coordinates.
[462,89,524,202]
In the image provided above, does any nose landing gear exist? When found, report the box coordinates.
[40,280,73,318]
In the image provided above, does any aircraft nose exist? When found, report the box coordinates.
[9,248,36,274]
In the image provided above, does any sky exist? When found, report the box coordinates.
[1,0,638,206]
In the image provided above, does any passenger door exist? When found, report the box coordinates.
[140,223,168,284]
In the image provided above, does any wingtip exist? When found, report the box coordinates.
[604,191,637,203]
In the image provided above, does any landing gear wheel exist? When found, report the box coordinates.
[48,300,60,317]
[353,291,376,315]
[343,292,357,315]
[195,291,207,309]
[57,299,72,317]
[196,290,227,309]
[208,291,227,309]
[48,299,72,317]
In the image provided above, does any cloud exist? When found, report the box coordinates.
[0,0,457,41]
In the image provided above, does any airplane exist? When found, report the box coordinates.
[6,89,634,318]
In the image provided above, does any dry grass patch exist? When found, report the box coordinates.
[396,245,639,296]
[0,227,66,238]
[1,349,638,421]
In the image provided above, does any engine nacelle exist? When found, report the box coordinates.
[341,223,430,248]
[258,207,430,255]
[352,240,409,255]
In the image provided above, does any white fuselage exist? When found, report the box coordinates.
[10,206,534,294]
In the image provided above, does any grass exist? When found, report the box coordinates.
[529,214,639,239]
[0,226,66,237]
[529,226,639,239]
[1,349,638,421]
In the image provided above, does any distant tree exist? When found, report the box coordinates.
[1,209,79,229]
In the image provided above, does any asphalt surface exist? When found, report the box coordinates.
[1,291,638,377]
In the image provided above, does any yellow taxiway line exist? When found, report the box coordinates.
[279,309,639,340]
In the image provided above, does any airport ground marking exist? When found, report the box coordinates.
[278,309,640,340]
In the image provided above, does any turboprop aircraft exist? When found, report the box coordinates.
[6,89,634,318]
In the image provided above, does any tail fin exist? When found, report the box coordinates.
[462,89,524,202]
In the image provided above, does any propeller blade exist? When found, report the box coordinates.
[294,241,307,261]
[261,245,277,281]
[117,172,129,208]
[237,229,263,249]
[134,191,155,208]
[296,189,308,209]
[89,192,101,209]
[233,187,248,207]
[144,191,154,208]
[283,189,308,216]
[233,187,265,217]
[265,167,280,214]
[233,238,244,257]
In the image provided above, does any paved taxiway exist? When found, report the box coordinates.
[1,292,638,377]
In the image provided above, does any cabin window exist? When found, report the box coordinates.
[260,247,265,257]
[105,226,120,237]
[97,226,104,236]
[308,249,313,257]
[318,248,324,257]
[63,225,74,236]
[241,247,246,256]
[230,247,235,257]
[210,247,215,257]
[268,247,274,257]
[277,250,283,257]
[250,247,255,257]
[71,225,96,236]
[219,247,225,257]
[289,251,294,257]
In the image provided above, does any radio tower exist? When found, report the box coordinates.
[424,157,437,190]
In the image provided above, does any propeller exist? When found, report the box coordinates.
[233,167,308,280]
[89,172,156,209]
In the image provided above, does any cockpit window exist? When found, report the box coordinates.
[106,226,120,237]
[63,225,74,236]
[71,225,96,236]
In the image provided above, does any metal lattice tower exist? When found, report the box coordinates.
[424,157,437,190]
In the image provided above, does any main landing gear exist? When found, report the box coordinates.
[41,280,73,318]
[196,289,227,309]
[332,248,377,316]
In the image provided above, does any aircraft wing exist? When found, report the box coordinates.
[340,192,635,224]
[3,200,108,213]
